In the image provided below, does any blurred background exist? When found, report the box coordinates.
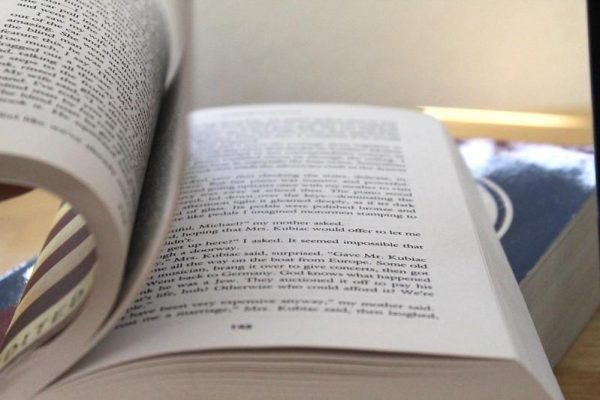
[191,0,591,143]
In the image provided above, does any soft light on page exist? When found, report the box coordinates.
[420,107,588,129]
[419,106,592,145]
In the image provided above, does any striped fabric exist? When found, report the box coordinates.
[0,203,96,369]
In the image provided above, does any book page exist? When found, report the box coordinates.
[0,1,183,396]
[72,104,520,374]
[450,143,563,399]
[0,0,170,237]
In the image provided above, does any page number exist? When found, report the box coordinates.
[230,323,253,330]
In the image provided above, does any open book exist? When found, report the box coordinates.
[0,1,563,399]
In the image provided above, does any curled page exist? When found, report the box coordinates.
[0,0,188,397]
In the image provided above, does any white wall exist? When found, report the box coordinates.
[191,0,590,112]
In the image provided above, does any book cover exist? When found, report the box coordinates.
[459,139,596,281]
[0,258,35,344]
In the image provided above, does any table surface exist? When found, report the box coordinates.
[556,308,600,399]
[0,120,598,398]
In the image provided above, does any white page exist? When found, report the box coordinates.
[71,104,519,374]
[0,1,178,396]
[450,143,562,398]
[0,0,170,237]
